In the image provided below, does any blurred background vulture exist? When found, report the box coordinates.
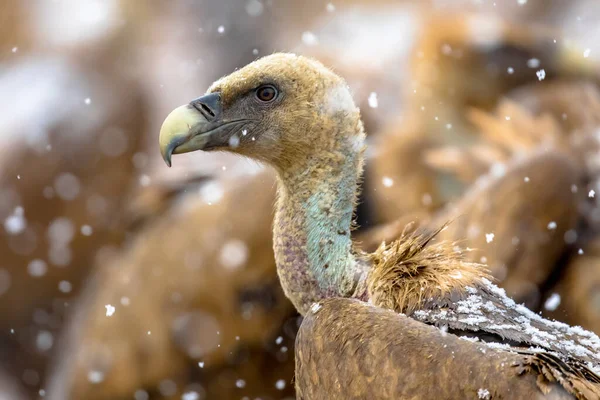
[1,0,600,399]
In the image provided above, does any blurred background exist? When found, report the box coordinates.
[1,0,600,399]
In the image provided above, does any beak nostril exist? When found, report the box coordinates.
[200,103,215,118]
[190,92,222,122]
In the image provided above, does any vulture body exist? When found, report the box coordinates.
[296,298,575,400]
[159,53,600,398]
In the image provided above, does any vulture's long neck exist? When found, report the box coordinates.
[272,114,368,315]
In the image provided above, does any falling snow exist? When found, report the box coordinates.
[58,280,72,293]
[527,58,540,68]
[536,69,546,81]
[228,135,240,148]
[105,304,115,317]
[368,92,379,108]
[245,0,264,16]
[2,5,599,398]
[544,293,561,311]
[477,388,490,399]
[27,259,48,278]
[182,392,199,400]
[87,370,104,384]
[302,31,319,46]
[382,176,393,187]
[4,207,26,235]
[80,225,93,236]
[219,239,249,270]
[275,379,286,390]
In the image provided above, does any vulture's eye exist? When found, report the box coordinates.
[256,85,278,102]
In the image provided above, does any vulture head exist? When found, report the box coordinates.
[159,53,363,171]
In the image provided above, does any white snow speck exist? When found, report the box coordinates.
[219,239,249,270]
[87,370,104,384]
[368,92,378,108]
[478,388,490,399]
[326,3,335,12]
[536,69,546,81]
[275,379,286,390]
[578,248,584,255]
[485,233,495,243]
[105,304,115,317]
[382,176,393,187]
[12,47,18,53]
[48,217,75,246]
[36,330,54,352]
[439,324,448,337]
[467,14,502,47]
[182,391,199,400]
[507,67,514,74]
[245,0,264,16]
[81,225,93,236]
[54,172,81,201]
[275,336,283,345]
[450,271,463,279]
[301,31,319,46]
[198,361,205,368]
[199,181,224,204]
[228,134,240,148]
[84,97,91,105]
[217,25,225,34]
[58,280,72,293]
[490,163,506,178]
[527,58,540,68]
[524,176,530,182]
[4,207,26,235]
[589,189,595,198]
[584,48,591,58]
[544,293,561,311]
[310,302,322,313]
[547,221,557,230]
[27,259,47,278]
[235,379,246,388]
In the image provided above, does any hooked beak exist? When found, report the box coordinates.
[159,92,234,167]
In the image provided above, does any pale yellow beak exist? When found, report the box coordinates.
[158,104,209,167]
